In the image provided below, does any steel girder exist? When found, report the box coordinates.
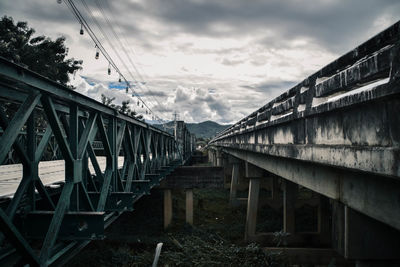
[0,56,181,266]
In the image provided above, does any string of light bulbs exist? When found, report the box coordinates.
[94,0,167,119]
[59,0,166,123]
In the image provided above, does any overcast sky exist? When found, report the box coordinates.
[1,0,399,124]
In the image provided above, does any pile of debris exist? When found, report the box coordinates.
[132,226,284,266]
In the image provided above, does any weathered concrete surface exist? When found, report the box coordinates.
[245,177,260,241]
[161,166,224,189]
[207,21,400,264]
[222,147,400,231]
[283,180,297,234]
[211,100,400,177]
[211,97,400,178]
[209,22,400,234]
[229,163,239,205]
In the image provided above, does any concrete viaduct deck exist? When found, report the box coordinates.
[208,21,400,265]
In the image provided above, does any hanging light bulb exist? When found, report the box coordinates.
[141,104,144,108]
[146,110,148,115]
[137,101,139,106]
[108,64,111,75]
[80,24,84,35]
[118,75,122,83]
[95,46,99,59]
[125,86,128,93]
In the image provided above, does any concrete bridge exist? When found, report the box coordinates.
[208,21,400,266]
[0,56,196,266]
[1,18,400,267]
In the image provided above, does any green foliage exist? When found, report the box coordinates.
[101,94,115,106]
[0,16,82,86]
[101,94,143,120]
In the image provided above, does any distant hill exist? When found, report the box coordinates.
[153,120,231,139]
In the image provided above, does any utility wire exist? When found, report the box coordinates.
[63,0,165,122]
[78,0,155,115]
[93,0,167,123]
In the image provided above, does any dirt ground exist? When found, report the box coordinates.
[69,188,287,266]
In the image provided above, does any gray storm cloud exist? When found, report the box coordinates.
[1,0,399,123]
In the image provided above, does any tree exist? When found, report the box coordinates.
[101,94,143,120]
[101,94,115,106]
[0,16,82,86]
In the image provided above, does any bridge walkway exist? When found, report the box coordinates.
[0,157,124,198]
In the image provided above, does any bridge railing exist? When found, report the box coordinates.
[209,21,400,178]
[212,21,400,142]
[0,56,184,265]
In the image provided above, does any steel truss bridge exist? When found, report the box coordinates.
[0,57,195,266]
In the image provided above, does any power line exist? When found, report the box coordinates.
[62,0,166,122]
[80,0,166,123]
[77,0,154,115]
[92,0,167,123]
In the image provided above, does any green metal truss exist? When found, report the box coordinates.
[0,57,185,266]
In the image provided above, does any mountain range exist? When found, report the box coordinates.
[152,120,231,139]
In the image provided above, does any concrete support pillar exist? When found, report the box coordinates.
[164,189,173,229]
[185,189,193,225]
[332,201,345,254]
[245,177,260,242]
[332,201,400,262]
[283,179,297,234]
[229,163,240,206]
[344,206,400,260]
[213,151,217,166]
[222,155,230,188]
[216,149,222,167]
[318,195,331,244]
[271,176,279,201]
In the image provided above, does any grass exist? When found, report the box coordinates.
[69,188,287,266]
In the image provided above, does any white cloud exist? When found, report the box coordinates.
[69,74,153,120]
[2,0,400,124]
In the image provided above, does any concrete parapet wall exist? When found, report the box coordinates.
[209,22,400,179]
